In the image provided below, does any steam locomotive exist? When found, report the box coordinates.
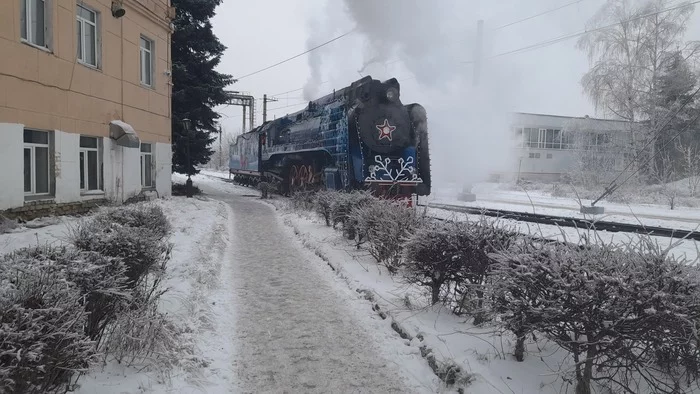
[228,76,431,199]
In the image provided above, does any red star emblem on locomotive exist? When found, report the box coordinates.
[376,119,396,142]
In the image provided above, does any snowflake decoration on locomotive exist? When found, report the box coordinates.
[365,155,423,183]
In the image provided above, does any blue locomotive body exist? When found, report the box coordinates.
[229,76,430,197]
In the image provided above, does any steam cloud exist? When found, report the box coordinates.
[305,0,522,189]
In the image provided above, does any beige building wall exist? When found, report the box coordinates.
[0,0,172,142]
[0,0,173,211]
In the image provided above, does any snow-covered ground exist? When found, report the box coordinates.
[5,171,697,393]
[76,172,442,393]
[76,196,239,393]
[427,183,700,232]
[1,194,239,393]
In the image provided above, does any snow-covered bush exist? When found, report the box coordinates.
[455,218,518,322]
[403,218,517,313]
[312,190,336,226]
[290,190,316,211]
[403,220,472,305]
[330,191,376,240]
[0,255,96,394]
[258,181,272,199]
[95,204,171,240]
[353,199,423,273]
[100,283,179,370]
[70,220,171,287]
[0,215,17,234]
[8,246,130,345]
[491,237,700,394]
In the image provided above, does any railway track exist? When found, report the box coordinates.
[203,173,700,242]
[423,202,700,242]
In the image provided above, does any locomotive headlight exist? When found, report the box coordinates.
[386,87,399,102]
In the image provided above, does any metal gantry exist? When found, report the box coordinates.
[225,91,255,132]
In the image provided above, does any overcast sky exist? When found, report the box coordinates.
[210,0,699,184]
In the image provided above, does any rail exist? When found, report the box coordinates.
[423,203,700,242]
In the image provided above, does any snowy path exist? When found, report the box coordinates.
[203,185,434,393]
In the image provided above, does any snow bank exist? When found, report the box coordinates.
[73,196,237,393]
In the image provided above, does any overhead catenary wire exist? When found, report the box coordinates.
[494,0,585,30]
[271,81,329,97]
[475,0,700,62]
[234,29,356,81]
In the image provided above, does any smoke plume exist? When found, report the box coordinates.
[306,0,522,188]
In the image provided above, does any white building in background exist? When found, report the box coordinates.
[501,112,632,182]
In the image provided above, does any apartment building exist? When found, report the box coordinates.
[0,0,173,215]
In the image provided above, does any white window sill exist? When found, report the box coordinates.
[140,82,155,90]
[21,39,51,53]
[24,195,55,203]
[81,190,104,196]
[78,60,101,71]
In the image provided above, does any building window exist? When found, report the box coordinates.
[79,136,101,191]
[139,36,154,87]
[544,129,559,149]
[23,129,51,195]
[21,0,47,48]
[76,5,98,67]
[561,131,574,149]
[525,128,540,148]
[140,143,154,188]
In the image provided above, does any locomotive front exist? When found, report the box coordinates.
[347,78,430,197]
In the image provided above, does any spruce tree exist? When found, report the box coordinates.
[171,0,233,176]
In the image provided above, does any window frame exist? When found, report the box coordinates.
[79,136,102,192]
[21,0,50,49]
[76,3,99,68]
[23,129,52,197]
[140,143,154,188]
[139,35,154,87]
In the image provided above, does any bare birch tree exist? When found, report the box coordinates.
[577,0,697,176]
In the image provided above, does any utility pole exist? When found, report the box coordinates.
[458,19,484,203]
[262,94,278,123]
[473,19,484,87]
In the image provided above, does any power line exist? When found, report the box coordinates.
[235,29,356,81]
[467,0,700,63]
[226,101,309,119]
[266,101,309,112]
[271,81,329,97]
[495,0,584,30]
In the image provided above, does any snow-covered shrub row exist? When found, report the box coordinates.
[351,199,425,273]
[6,246,130,344]
[491,238,700,394]
[0,203,175,394]
[94,204,171,240]
[403,218,517,316]
[329,191,377,241]
[71,205,172,287]
[312,190,335,226]
[297,190,700,393]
